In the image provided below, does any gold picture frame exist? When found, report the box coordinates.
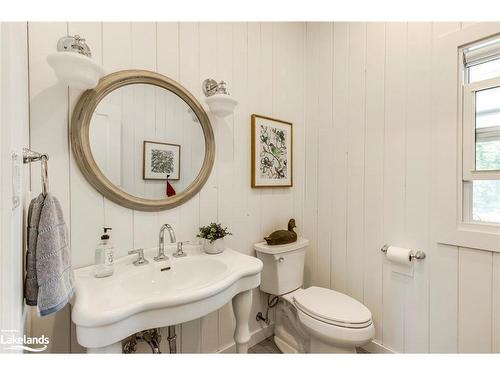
[251,114,293,188]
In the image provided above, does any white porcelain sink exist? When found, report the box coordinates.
[121,258,228,295]
[71,245,262,353]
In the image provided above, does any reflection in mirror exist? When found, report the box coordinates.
[89,83,205,200]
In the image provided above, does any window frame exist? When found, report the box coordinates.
[461,48,500,228]
[462,75,500,182]
[432,23,500,253]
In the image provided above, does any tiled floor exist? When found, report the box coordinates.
[248,337,281,354]
[249,336,370,354]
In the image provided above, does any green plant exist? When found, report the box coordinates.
[197,223,232,243]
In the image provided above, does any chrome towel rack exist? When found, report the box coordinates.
[23,148,49,196]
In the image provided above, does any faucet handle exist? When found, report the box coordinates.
[128,248,149,266]
[177,241,190,249]
[173,241,190,258]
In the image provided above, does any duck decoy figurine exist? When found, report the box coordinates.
[264,219,297,245]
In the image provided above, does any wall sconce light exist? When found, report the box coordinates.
[47,35,104,90]
[202,78,238,118]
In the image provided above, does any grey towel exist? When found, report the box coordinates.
[24,194,45,305]
[25,193,75,316]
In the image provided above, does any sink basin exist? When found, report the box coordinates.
[71,245,262,353]
[121,258,228,295]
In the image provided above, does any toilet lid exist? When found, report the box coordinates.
[293,287,372,328]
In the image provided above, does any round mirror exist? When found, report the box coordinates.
[71,70,215,211]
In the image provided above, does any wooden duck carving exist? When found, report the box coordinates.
[264,219,297,245]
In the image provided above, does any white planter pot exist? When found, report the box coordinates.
[203,238,225,254]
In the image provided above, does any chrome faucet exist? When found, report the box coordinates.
[155,224,176,261]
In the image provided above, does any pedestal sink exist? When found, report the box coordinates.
[71,245,263,353]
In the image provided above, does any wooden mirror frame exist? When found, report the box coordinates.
[71,70,215,211]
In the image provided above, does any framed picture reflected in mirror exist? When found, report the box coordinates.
[143,140,181,180]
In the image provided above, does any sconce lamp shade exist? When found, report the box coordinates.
[47,52,104,90]
[205,94,238,118]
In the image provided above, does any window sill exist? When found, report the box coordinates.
[437,223,500,252]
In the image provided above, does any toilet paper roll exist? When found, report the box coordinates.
[386,246,412,265]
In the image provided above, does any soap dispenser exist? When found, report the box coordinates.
[94,227,114,278]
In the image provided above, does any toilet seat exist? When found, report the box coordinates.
[292,286,372,329]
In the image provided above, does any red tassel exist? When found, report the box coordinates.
[166,176,176,197]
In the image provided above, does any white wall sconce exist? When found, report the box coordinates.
[202,78,238,118]
[47,35,104,90]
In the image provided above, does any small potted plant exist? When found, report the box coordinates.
[197,223,232,254]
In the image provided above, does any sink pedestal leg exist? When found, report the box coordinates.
[86,341,122,353]
[232,289,252,353]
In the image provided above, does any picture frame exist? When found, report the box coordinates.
[251,114,293,188]
[143,140,181,180]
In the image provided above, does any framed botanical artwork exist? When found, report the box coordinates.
[143,141,181,180]
[251,114,293,188]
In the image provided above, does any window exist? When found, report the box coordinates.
[462,37,500,225]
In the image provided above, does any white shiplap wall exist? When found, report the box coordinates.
[27,22,305,353]
[0,22,30,352]
[304,22,500,353]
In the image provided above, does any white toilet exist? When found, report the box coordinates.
[254,238,374,353]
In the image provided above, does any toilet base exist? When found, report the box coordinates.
[275,295,372,354]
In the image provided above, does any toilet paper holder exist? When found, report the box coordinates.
[380,244,426,261]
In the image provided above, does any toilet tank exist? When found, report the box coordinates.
[254,238,309,296]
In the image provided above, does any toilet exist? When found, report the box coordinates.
[254,238,374,353]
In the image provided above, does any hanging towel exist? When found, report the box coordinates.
[34,193,75,316]
[24,194,45,306]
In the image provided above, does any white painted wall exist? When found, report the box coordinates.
[27,22,305,353]
[0,22,30,352]
[304,22,500,353]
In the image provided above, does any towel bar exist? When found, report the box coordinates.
[23,148,49,196]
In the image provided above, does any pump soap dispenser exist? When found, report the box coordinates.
[94,227,114,278]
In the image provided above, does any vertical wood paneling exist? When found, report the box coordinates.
[363,22,386,344]
[246,22,272,332]
[215,22,236,352]
[130,22,160,253]
[429,244,458,353]
[404,22,432,353]
[303,22,319,287]
[101,22,134,262]
[28,21,71,354]
[177,22,202,354]
[428,22,462,354]
[68,23,104,270]
[330,22,349,294]
[67,22,104,353]
[346,23,366,302]
[269,22,295,252]
[1,22,30,353]
[197,22,219,354]
[316,22,333,288]
[458,247,492,353]
[382,22,407,352]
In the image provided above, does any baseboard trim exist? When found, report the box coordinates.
[362,340,396,354]
[218,324,274,354]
